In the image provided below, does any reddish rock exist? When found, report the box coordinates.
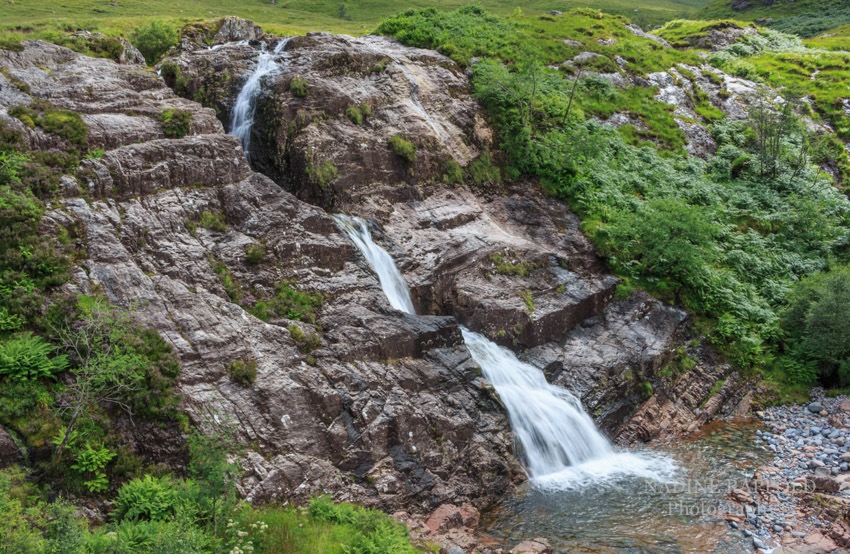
[510,538,552,554]
[425,503,480,534]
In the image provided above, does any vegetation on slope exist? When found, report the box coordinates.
[379,6,850,397]
[0,0,710,44]
[701,0,850,37]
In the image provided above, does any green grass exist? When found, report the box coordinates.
[0,0,712,44]
[655,18,752,48]
[804,24,850,51]
[701,0,850,37]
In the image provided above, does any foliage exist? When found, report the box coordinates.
[130,21,178,64]
[244,243,265,265]
[159,109,193,139]
[345,104,372,125]
[782,265,850,386]
[198,209,228,232]
[251,281,322,324]
[519,289,534,314]
[442,159,463,185]
[306,159,338,189]
[114,475,180,522]
[387,134,416,163]
[467,151,501,186]
[489,253,537,277]
[307,496,419,554]
[701,0,850,38]
[287,324,322,353]
[70,443,115,493]
[187,431,239,539]
[289,77,309,98]
[226,359,257,386]
[0,332,68,382]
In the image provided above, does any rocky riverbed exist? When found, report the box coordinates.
[729,393,850,553]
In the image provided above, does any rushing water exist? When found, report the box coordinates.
[230,38,290,156]
[334,213,678,489]
[334,215,769,551]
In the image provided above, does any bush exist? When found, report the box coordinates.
[0,332,68,382]
[467,151,500,186]
[244,243,265,265]
[159,109,192,139]
[198,210,227,232]
[226,359,257,386]
[70,443,116,493]
[251,281,322,324]
[442,159,463,185]
[306,160,338,189]
[114,475,180,522]
[289,77,309,98]
[388,134,416,163]
[346,105,364,125]
[130,22,178,65]
[782,265,850,386]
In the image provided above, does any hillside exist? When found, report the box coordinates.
[2,2,850,553]
[702,0,850,37]
[0,0,712,39]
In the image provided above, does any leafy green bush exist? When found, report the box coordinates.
[388,134,416,163]
[71,443,116,493]
[244,243,265,265]
[0,332,68,382]
[782,265,850,386]
[159,109,192,139]
[467,151,500,186]
[442,159,463,185]
[287,325,322,353]
[251,281,322,324]
[346,105,364,125]
[307,496,419,554]
[226,359,257,386]
[114,475,180,522]
[306,159,338,189]
[198,209,227,232]
[289,77,309,98]
[130,22,178,65]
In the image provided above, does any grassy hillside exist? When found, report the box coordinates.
[702,0,850,37]
[0,0,711,39]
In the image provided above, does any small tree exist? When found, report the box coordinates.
[130,22,178,65]
[50,297,146,466]
[747,91,798,179]
[187,430,240,538]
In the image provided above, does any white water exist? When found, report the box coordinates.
[230,38,290,157]
[334,213,678,489]
[333,214,416,314]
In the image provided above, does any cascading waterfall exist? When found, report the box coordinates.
[335,214,678,490]
[230,38,291,156]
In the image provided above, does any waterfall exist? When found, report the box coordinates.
[230,38,291,157]
[335,214,678,489]
[334,215,416,314]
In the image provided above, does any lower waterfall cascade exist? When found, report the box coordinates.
[335,214,679,489]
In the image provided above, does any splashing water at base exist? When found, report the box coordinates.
[230,38,291,157]
[334,213,679,489]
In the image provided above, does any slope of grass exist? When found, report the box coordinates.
[0,0,712,42]
[701,0,850,37]
[804,24,850,52]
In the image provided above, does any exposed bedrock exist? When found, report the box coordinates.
[0,20,755,513]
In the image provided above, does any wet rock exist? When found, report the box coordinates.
[425,503,480,533]
[0,426,22,468]
[510,538,552,554]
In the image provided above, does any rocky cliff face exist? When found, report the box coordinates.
[1,21,753,513]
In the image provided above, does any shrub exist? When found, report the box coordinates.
[130,22,178,65]
[346,105,364,125]
[306,160,338,189]
[114,475,180,522]
[244,243,265,265]
[70,443,116,493]
[251,281,322,324]
[442,159,463,185]
[287,325,322,353]
[198,210,227,232]
[519,289,534,314]
[388,134,416,163]
[0,332,68,382]
[159,109,192,139]
[467,151,500,186]
[782,265,850,386]
[226,359,257,386]
[289,77,309,98]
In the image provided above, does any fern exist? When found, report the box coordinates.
[0,332,68,381]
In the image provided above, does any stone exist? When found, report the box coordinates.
[425,504,480,534]
[809,402,825,413]
[0,426,22,468]
[510,538,552,554]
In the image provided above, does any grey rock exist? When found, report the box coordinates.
[809,402,825,413]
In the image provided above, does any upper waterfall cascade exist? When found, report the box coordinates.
[335,214,678,489]
[230,38,291,156]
